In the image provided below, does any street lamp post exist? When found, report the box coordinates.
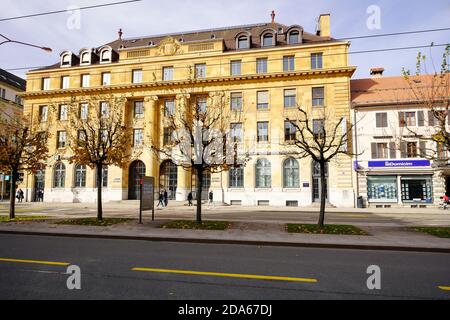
[0,34,52,52]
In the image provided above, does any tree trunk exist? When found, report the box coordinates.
[196,166,203,223]
[96,163,103,221]
[9,168,17,220]
[318,161,326,228]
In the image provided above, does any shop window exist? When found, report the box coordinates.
[401,176,433,203]
[367,176,398,202]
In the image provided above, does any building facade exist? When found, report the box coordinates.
[0,68,26,200]
[20,14,356,207]
[352,71,450,208]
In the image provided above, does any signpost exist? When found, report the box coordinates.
[139,176,155,224]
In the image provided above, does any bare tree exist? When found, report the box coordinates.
[0,113,49,219]
[152,91,249,223]
[59,94,135,220]
[285,106,354,228]
[400,45,450,163]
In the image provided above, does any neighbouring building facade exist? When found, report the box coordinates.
[0,68,26,200]
[352,69,450,208]
[20,13,356,207]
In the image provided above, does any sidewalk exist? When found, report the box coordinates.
[0,218,449,253]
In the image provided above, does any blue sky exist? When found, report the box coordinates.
[1,0,449,79]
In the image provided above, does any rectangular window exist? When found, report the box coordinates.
[79,103,88,120]
[196,97,207,113]
[437,142,447,160]
[257,121,269,142]
[164,99,175,116]
[133,129,143,146]
[375,113,388,128]
[284,89,296,108]
[313,119,325,137]
[311,53,323,69]
[100,102,109,118]
[0,88,5,99]
[81,74,90,87]
[284,121,296,142]
[257,91,269,110]
[312,87,325,106]
[132,69,143,84]
[256,58,268,73]
[39,105,48,122]
[371,142,389,159]
[229,167,244,188]
[401,141,418,158]
[162,66,173,81]
[61,76,70,89]
[163,127,172,145]
[283,55,295,71]
[77,130,86,145]
[195,63,206,79]
[134,101,144,118]
[230,92,242,111]
[42,77,50,90]
[100,129,108,143]
[399,111,416,127]
[367,176,398,202]
[57,131,66,148]
[230,60,241,76]
[101,72,111,86]
[58,104,68,120]
[96,167,108,188]
[230,123,242,142]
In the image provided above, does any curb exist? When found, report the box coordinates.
[1,229,449,253]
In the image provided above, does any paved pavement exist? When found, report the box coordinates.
[0,233,448,299]
[1,200,450,228]
[0,218,449,252]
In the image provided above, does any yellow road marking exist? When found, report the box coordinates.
[132,267,317,283]
[0,258,70,266]
[438,286,450,291]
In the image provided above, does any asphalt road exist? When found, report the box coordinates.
[0,234,449,300]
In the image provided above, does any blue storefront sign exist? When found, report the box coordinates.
[368,160,431,168]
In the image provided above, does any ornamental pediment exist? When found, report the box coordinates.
[156,37,183,56]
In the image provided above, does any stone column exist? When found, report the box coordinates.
[175,94,190,201]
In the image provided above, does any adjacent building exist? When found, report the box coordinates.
[0,68,26,200]
[352,69,450,208]
[20,13,356,207]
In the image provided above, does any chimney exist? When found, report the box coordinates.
[370,67,384,78]
[316,14,330,37]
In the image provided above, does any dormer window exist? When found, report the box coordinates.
[60,52,72,67]
[261,32,275,47]
[237,35,250,49]
[99,48,112,63]
[287,29,301,44]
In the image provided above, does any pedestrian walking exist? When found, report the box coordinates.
[157,191,165,207]
[164,190,168,207]
[187,191,193,206]
[17,189,24,203]
[207,190,214,209]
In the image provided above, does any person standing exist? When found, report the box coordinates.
[187,191,193,206]
[207,190,214,209]
[17,189,24,203]
[164,189,168,207]
[157,191,164,207]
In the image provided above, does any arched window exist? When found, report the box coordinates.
[262,32,275,47]
[229,166,244,188]
[80,52,90,64]
[237,35,250,49]
[74,164,87,188]
[54,162,66,188]
[283,158,299,188]
[255,158,271,188]
[288,30,300,44]
[96,166,108,187]
[100,49,111,62]
[61,54,71,66]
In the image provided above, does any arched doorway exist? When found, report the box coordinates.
[128,160,146,200]
[159,160,177,200]
[312,161,328,202]
[34,170,45,202]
